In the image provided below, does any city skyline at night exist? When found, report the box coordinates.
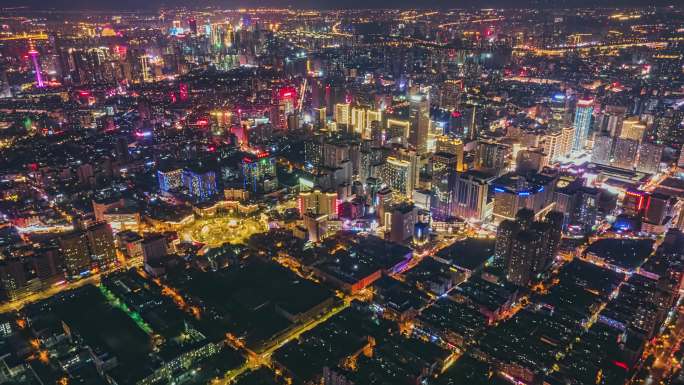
[0,3,681,385]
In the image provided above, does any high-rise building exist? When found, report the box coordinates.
[600,105,627,137]
[86,222,116,267]
[389,202,417,244]
[572,98,594,153]
[476,140,510,175]
[431,152,457,220]
[241,153,277,193]
[500,210,562,286]
[182,166,218,201]
[435,136,464,171]
[636,142,663,174]
[559,126,575,157]
[299,188,338,218]
[591,135,613,165]
[548,94,571,130]
[380,156,414,198]
[644,193,671,225]
[492,172,556,221]
[620,117,647,142]
[612,138,639,170]
[158,168,183,193]
[386,119,410,146]
[59,231,91,277]
[623,189,649,218]
[542,130,563,163]
[334,103,351,129]
[408,93,430,154]
[452,170,492,222]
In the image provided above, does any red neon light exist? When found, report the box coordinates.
[196,119,208,126]
[612,361,629,370]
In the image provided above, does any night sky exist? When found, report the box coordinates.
[0,0,679,10]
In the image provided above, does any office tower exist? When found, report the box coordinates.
[601,105,627,137]
[548,94,571,130]
[408,93,429,154]
[376,187,394,226]
[612,138,639,170]
[463,104,478,141]
[431,152,457,220]
[389,202,417,244]
[303,213,327,243]
[636,142,663,174]
[157,168,183,193]
[241,153,277,193]
[435,135,464,171]
[275,87,297,129]
[506,231,540,286]
[59,231,91,277]
[572,98,594,153]
[28,42,45,88]
[492,172,556,221]
[476,140,510,175]
[86,222,116,267]
[452,170,492,222]
[591,135,613,165]
[438,79,462,109]
[182,166,218,201]
[620,117,647,142]
[299,188,338,218]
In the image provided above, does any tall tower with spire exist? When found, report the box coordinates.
[28,41,44,88]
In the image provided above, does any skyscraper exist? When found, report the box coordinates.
[452,170,493,222]
[636,142,663,174]
[182,166,218,201]
[408,93,429,154]
[612,138,639,170]
[572,98,594,153]
[591,135,613,165]
[431,152,457,220]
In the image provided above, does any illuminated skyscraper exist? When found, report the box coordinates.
[572,98,594,153]
[299,187,338,219]
[182,166,218,201]
[408,93,429,154]
[241,152,277,193]
[28,42,44,88]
